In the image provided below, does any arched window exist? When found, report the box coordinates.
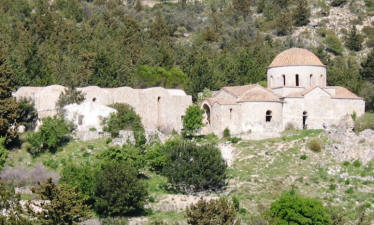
[296,74,300,87]
[282,75,286,86]
[310,74,313,86]
[230,108,233,120]
[266,110,272,122]
[303,111,308,129]
[203,104,211,124]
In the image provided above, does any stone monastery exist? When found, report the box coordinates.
[13,48,365,138]
[201,48,365,136]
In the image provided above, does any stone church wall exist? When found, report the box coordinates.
[13,85,192,133]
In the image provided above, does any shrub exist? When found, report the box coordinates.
[31,178,89,225]
[94,162,148,216]
[331,0,347,7]
[162,142,227,192]
[186,198,241,225]
[228,137,241,144]
[325,34,344,55]
[223,128,231,138]
[56,87,85,111]
[0,181,33,224]
[104,103,146,147]
[145,141,174,172]
[60,162,99,202]
[329,184,336,191]
[27,116,73,155]
[97,145,145,170]
[300,154,307,160]
[182,105,205,138]
[354,113,374,133]
[353,159,362,167]
[0,137,8,169]
[232,196,240,211]
[307,138,323,152]
[269,191,331,225]
[17,98,38,131]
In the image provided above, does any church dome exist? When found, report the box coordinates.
[268,48,324,68]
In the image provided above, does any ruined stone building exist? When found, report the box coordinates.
[13,86,192,133]
[201,48,365,137]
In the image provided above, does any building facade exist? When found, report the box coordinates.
[201,48,365,137]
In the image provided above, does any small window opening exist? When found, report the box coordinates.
[310,74,313,86]
[203,104,211,124]
[296,74,300,87]
[266,110,272,122]
[303,111,308,129]
[157,96,161,102]
[230,108,233,120]
[92,97,96,102]
[282,74,286,86]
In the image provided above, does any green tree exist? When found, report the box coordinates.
[0,137,8,169]
[17,98,38,131]
[0,50,20,147]
[269,191,331,225]
[27,116,74,155]
[186,198,240,225]
[135,66,188,89]
[97,145,145,170]
[325,34,344,55]
[276,10,293,36]
[346,25,363,51]
[94,162,148,216]
[162,142,227,192]
[149,12,170,41]
[327,56,361,93]
[56,87,86,111]
[232,0,251,18]
[360,48,374,83]
[182,105,205,138]
[31,178,90,225]
[293,0,310,27]
[0,181,33,225]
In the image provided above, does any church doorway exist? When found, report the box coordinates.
[303,111,308,129]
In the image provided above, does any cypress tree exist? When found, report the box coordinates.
[293,0,310,27]
[0,50,20,147]
[346,25,363,51]
[360,48,374,82]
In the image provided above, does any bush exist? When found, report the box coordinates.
[162,142,227,192]
[300,154,307,160]
[60,162,99,202]
[325,34,344,55]
[0,138,8,169]
[145,141,173,172]
[354,113,374,133]
[104,103,146,147]
[31,178,89,225]
[182,105,205,138]
[269,191,331,225]
[228,137,241,144]
[27,116,74,155]
[56,87,85,111]
[94,162,148,216]
[353,159,362,167]
[17,98,38,131]
[186,198,241,225]
[307,138,323,152]
[97,145,145,170]
[223,128,231,138]
[331,0,347,7]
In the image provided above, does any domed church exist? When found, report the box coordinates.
[201,48,365,137]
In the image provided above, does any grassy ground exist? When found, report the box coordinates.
[4,130,374,224]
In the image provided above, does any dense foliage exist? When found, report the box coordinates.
[162,141,227,192]
[182,105,205,138]
[186,198,241,225]
[56,87,86,111]
[354,113,374,133]
[27,116,74,155]
[104,103,146,147]
[97,145,145,170]
[0,51,20,148]
[94,162,148,217]
[269,191,331,225]
[0,138,8,170]
[32,178,90,225]
[17,98,38,131]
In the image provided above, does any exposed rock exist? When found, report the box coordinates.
[110,129,169,146]
[149,194,218,212]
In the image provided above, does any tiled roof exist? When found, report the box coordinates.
[205,97,238,105]
[222,84,255,97]
[285,86,361,99]
[269,48,324,68]
[237,87,280,102]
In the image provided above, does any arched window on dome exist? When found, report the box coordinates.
[310,74,313,87]
[282,75,286,86]
[295,74,300,87]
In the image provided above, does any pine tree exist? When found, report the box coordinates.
[346,25,363,51]
[360,48,374,83]
[232,0,251,18]
[0,50,20,147]
[293,0,310,27]
[149,12,169,41]
[276,10,293,36]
